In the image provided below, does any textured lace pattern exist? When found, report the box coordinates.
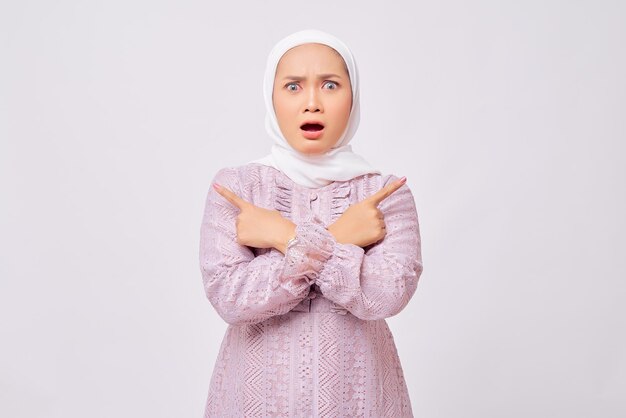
[199,163,423,417]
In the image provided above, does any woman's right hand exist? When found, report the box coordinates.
[327,176,406,248]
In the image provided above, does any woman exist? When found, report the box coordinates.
[199,29,423,417]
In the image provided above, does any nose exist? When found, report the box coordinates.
[304,87,322,113]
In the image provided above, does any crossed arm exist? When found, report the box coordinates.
[199,167,423,325]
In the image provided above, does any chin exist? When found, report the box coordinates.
[285,138,331,156]
[296,147,329,156]
[303,140,337,154]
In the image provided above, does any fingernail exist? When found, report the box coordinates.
[213,183,221,191]
[399,176,407,183]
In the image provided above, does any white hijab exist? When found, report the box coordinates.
[247,29,380,189]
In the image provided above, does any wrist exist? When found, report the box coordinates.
[326,223,339,241]
[274,220,297,254]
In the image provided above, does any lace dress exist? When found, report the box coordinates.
[199,162,423,417]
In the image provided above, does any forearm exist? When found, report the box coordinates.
[315,244,422,320]
[313,179,423,320]
[201,251,314,325]
[201,212,336,325]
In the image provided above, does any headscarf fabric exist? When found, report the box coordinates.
[247,29,380,188]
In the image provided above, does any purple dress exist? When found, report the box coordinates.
[199,162,423,417]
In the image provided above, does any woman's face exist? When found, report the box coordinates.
[272,43,353,156]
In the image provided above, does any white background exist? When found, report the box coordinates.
[1,1,624,417]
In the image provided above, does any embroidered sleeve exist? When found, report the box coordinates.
[199,167,334,325]
[313,175,424,320]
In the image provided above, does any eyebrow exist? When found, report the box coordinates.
[282,73,343,81]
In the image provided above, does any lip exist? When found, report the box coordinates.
[301,128,324,139]
[300,120,325,128]
[300,120,325,140]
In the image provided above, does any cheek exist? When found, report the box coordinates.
[272,98,290,127]
[330,96,352,127]
[272,91,282,114]
[273,94,297,118]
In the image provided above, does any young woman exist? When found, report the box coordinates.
[199,29,423,417]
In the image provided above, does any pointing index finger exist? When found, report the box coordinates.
[213,183,249,210]
[367,176,407,206]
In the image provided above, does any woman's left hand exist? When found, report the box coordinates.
[213,182,296,252]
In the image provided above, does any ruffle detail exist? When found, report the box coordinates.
[330,181,352,222]
[277,214,336,297]
[274,172,294,219]
[315,241,365,305]
[274,170,352,223]
[270,169,353,299]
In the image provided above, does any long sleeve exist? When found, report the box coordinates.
[199,167,335,325]
[313,175,423,320]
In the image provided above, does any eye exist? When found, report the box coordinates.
[323,81,338,89]
[285,82,299,92]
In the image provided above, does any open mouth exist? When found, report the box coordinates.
[300,123,325,132]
